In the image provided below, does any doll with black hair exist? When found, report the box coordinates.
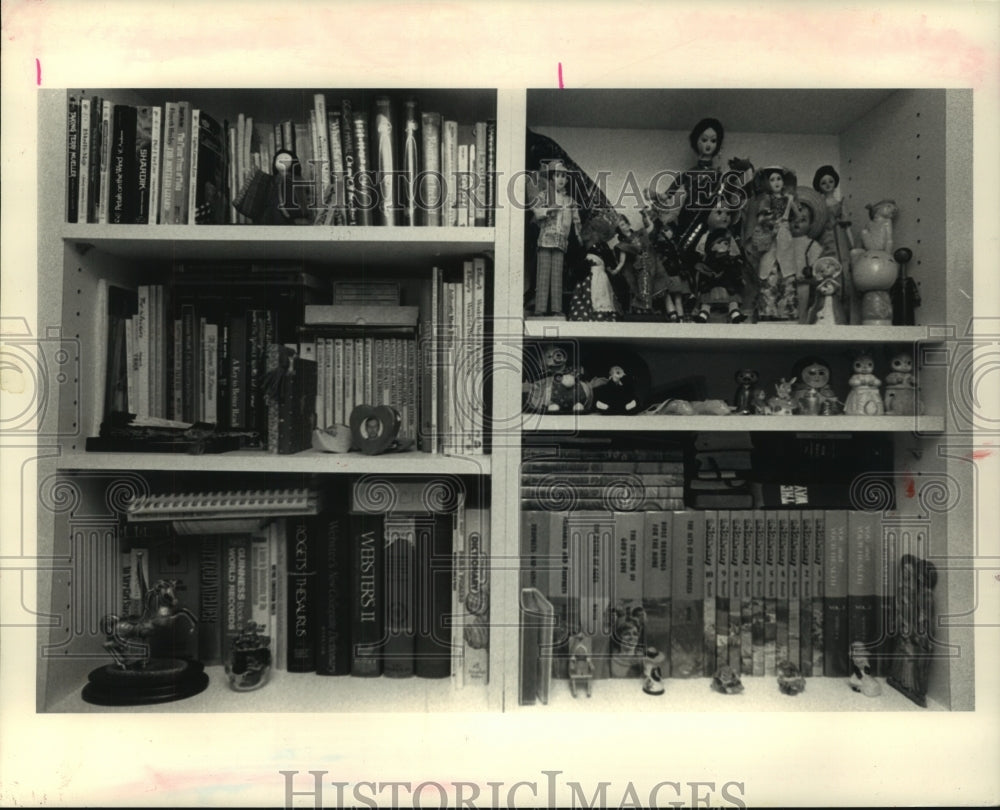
[789,355,841,415]
[691,227,747,323]
[568,242,622,322]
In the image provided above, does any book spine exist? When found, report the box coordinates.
[250,531,271,636]
[812,510,826,675]
[222,534,252,664]
[714,510,730,677]
[204,321,218,425]
[278,357,318,455]
[198,539,223,665]
[77,97,92,222]
[160,102,178,225]
[286,514,319,673]
[66,94,80,223]
[764,510,778,676]
[824,509,850,676]
[776,510,790,666]
[134,105,152,224]
[728,511,743,673]
[383,516,417,678]
[547,512,573,679]
[110,104,133,224]
[568,512,613,679]
[373,96,397,226]
[339,100,358,226]
[670,510,705,677]
[442,120,458,227]
[272,519,288,671]
[419,514,458,679]
[148,106,162,225]
[401,100,420,227]
[788,511,802,674]
[800,511,815,676]
[420,112,442,226]
[702,510,718,676]
[752,512,766,676]
[316,512,351,675]
[98,99,113,224]
[610,511,644,679]
[313,93,331,213]
[470,257,486,455]
[847,510,879,672]
[643,511,672,677]
[451,500,467,689]
[485,119,496,227]
[172,101,191,225]
[473,121,487,226]
[456,141,469,227]
[739,511,754,677]
[186,108,201,224]
[352,111,374,226]
[351,513,385,677]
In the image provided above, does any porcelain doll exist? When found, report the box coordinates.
[812,165,859,322]
[860,199,899,253]
[531,159,582,317]
[790,356,841,415]
[612,214,642,312]
[568,246,622,322]
[691,227,747,323]
[641,189,689,320]
[844,352,884,415]
[884,351,922,415]
[754,201,799,321]
[807,256,847,325]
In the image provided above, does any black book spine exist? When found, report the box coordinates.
[352,110,375,226]
[350,512,385,677]
[415,514,453,678]
[111,104,137,224]
[383,517,416,678]
[340,100,358,226]
[316,514,352,675]
[286,514,319,672]
[134,106,152,224]
[66,94,80,223]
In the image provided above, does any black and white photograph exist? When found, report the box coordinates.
[1,1,998,807]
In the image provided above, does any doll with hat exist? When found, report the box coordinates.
[691,227,747,323]
[530,158,582,317]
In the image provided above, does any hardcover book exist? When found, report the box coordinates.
[460,507,490,685]
[373,96,398,226]
[350,512,385,677]
[189,109,226,224]
[519,587,554,705]
[610,511,645,679]
[670,510,706,677]
[415,512,455,680]
[824,509,850,676]
[401,99,420,227]
[383,516,417,678]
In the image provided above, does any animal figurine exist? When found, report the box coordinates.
[733,368,761,414]
[711,665,745,695]
[767,377,797,415]
[568,632,595,698]
[642,646,666,696]
[844,352,884,415]
[777,659,806,695]
[100,550,198,669]
[592,365,638,414]
[848,641,882,697]
[861,199,899,253]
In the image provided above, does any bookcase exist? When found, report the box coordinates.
[35,87,975,713]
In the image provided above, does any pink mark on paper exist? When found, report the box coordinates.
[967,449,994,461]
[35,58,41,85]
[903,472,916,499]
[558,62,564,89]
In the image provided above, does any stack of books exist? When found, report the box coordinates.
[688,432,754,509]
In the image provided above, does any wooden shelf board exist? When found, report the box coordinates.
[56,449,491,475]
[523,674,945,712]
[523,414,944,433]
[63,225,495,263]
[524,321,938,346]
[45,665,487,713]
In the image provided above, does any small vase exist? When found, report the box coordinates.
[226,642,272,691]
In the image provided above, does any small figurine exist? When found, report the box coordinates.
[568,632,595,698]
[861,199,899,253]
[812,164,859,322]
[642,646,666,696]
[884,351,922,415]
[641,188,690,320]
[790,356,841,415]
[568,245,622,322]
[710,665,745,695]
[733,368,761,415]
[226,621,272,692]
[691,228,747,323]
[522,343,591,413]
[848,641,882,697]
[531,159,582,317]
[776,659,806,695]
[767,377,797,415]
[887,554,938,707]
[844,352,884,415]
[612,214,643,313]
[891,246,921,326]
[593,365,639,415]
[610,608,645,678]
[807,256,847,325]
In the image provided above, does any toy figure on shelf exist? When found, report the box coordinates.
[848,641,882,697]
[226,621,272,692]
[568,632,595,698]
[884,351,922,415]
[711,665,745,695]
[733,368,762,415]
[641,188,689,320]
[807,256,848,325]
[523,343,591,413]
[790,356,841,415]
[844,351,884,415]
[746,166,796,256]
[887,554,938,707]
[777,659,806,695]
[593,365,639,415]
[812,164,859,323]
[861,199,898,252]
[642,646,666,696]
[891,246,922,326]
[530,159,582,318]
[851,199,900,325]
[691,228,747,323]
[610,608,645,677]
[568,244,622,322]
[612,214,643,313]
[767,377,797,415]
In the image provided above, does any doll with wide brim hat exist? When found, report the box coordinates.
[530,158,581,318]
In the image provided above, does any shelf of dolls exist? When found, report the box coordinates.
[522,415,945,433]
[523,322,938,347]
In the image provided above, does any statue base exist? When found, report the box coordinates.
[82,658,209,706]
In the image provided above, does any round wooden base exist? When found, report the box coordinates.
[82,659,209,706]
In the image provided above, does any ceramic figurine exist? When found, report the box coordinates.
[691,227,747,323]
[884,351,922,415]
[812,164,859,323]
[848,641,882,697]
[790,356,841,415]
[767,377,797,415]
[850,199,900,325]
[844,352,884,415]
[711,665,745,695]
[733,368,761,415]
[861,199,898,253]
[807,256,848,325]
[568,244,622,322]
[753,196,799,321]
[642,646,666,696]
[593,365,639,415]
[777,659,806,695]
[531,159,582,317]
[746,166,797,257]
[887,554,938,707]
[568,632,595,698]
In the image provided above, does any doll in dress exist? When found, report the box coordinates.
[807,256,847,325]
[568,243,622,322]
[531,159,582,317]
[844,351,884,415]
[641,187,690,320]
[691,227,747,323]
[790,356,841,415]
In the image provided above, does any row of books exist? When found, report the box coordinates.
[121,482,489,685]
[65,92,498,227]
[520,508,909,685]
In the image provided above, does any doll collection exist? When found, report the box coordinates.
[526,118,919,328]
